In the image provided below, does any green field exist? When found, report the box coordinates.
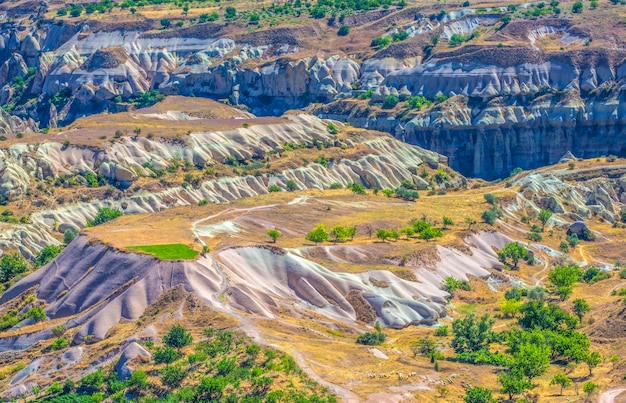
[128,244,198,260]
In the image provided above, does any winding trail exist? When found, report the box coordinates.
[598,387,626,403]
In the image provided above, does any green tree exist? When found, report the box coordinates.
[161,364,187,387]
[451,313,495,354]
[153,346,180,364]
[538,208,553,231]
[196,376,227,400]
[285,179,298,191]
[584,351,601,375]
[337,25,350,36]
[583,381,598,397]
[330,225,351,243]
[64,229,77,244]
[267,228,281,243]
[482,207,502,225]
[550,373,571,395]
[419,227,443,242]
[0,252,30,282]
[382,95,399,109]
[35,245,63,267]
[130,370,148,389]
[464,386,494,403]
[86,207,123,227]
[306,224,329,245]
[442,216,454,229]
[51,337,69,350]
[498,370,531,400]
[444,276,461,295]
[163,324,193,350]
[518,300,578,331]
[350,182,366,194]
[356,322,386,345]
[511,343,550,379]
[497,242,528,270]
[224,6,237,19]
[500,299,523,318]
[572,1,583,12]
[411,336,443,367]
[484,193,498,205]
[399,226,415,239]
[376,229,391,243]
[572,298,590,324]
[548,264,582,301]
[160,18,171,28]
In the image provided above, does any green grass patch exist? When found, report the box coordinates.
[456,303,477,315]
[127,244,198,260]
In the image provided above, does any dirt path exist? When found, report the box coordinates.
[290,349,361,403]
[598,387,626,403]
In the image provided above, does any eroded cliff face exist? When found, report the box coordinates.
[3,10,626,177]
[403,120,626,179]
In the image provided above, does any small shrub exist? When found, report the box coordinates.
[337,25,350,36]
[484,193,498,205]
[382,95,399,109]
[51,337,69,350]
[434,325,449,337]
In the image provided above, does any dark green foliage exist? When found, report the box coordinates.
[582,266,610,283]
[356,322,386,345]
[452,313,495,354]
[497,242,528,270]
[285,179,298,191]
[464,386,494,403]
[86,207,123,227]
[547,264,583,300]
[498,370,532,399]
[225,6,237,19]
[394,186,419,201]
[268,185,282,192]
[392,31,409,42]
[164,325,193,350]
[572,299,590,324]
[81,369,105,393]
[483,193,498,205]
[504,288,526,301]
[130,90,165,108]
[337,25,350,36]
[36,245,63,268]
[371,36,391,48]
[518,301,578,331]
[482,206,502,225]
[572,1,583,12]
[153,346,181,364]
[406,95,432,110]
[381,95,399,109]
[161,364,187,387]
[0,252,30,283]
[350,182,366,194]
[64,229,77,244]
